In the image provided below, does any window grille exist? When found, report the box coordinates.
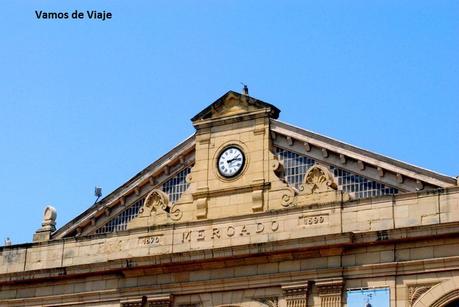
[95,198,144,234]
[162,167,191,203]
[95,167,191,234]
[275,147,398,198]
[330,166,398,198]
[276,147,315,189]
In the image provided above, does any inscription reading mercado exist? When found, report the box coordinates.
[1,89,459,307]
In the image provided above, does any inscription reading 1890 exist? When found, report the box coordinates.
[299,214,329,226]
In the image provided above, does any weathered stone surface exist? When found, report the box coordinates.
[2,91,459,307]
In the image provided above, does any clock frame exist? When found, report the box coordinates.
[216,146,246,179]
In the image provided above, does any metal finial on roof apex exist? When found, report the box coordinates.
[241,83,249,95]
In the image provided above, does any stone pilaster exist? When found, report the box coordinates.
[316,279,343,307]
[282,282,309,307]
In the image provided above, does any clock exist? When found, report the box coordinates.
[217,146,245,178]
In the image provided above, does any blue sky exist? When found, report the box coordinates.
[1,1,458,244]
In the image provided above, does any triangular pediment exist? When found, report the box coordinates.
[191,90,280,122]
[270,119,456,193]
[50,91,457,240]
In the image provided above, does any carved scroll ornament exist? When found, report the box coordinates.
[281,187,297,207]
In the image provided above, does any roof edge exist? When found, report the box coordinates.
[191,90,280,122]
[271,119,457,186]
[52,134,196,239]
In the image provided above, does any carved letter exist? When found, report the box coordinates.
[227,226,235,237]
[256,222,264,233]
[197,229,205,241]
[182,230,192,243]
[211,228,221,239]
[240,225,250,236]
[272,221,279,232]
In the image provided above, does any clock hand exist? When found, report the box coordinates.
[227,154,241,164]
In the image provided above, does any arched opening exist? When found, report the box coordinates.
[413,278,459,307]
[445,298,459,307]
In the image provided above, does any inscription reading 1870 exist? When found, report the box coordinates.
[139,234,163,246]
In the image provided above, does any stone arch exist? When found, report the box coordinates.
[413,277,459,307]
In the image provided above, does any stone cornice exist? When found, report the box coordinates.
[271,119,456,188]
[2,255,459,306]
[2,221,459,287]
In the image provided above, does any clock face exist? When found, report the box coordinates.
[217,146,245,178]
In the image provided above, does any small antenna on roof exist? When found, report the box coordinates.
[241,82,249,95]
[94,186,102,204]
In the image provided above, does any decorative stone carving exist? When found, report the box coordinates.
[33,205,57,242]
[299,165,337,195]
[282,282,309,307]
[271,156,284,177]
[416,180,424,191]
[169,204,183,221]
[292,164,350,207]
[316,279,343,307]
[254,297,278,307]
[357,160,365,170]
[127,190,182,229]
[186,171,193,184]
[281,187,297,207]
[138,190,171,218]
[408,283,438,306]
[279,164,351,208]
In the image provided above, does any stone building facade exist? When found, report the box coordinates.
[1,91,459,307]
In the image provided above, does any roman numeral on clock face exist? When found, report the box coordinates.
[217,146,245,178]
